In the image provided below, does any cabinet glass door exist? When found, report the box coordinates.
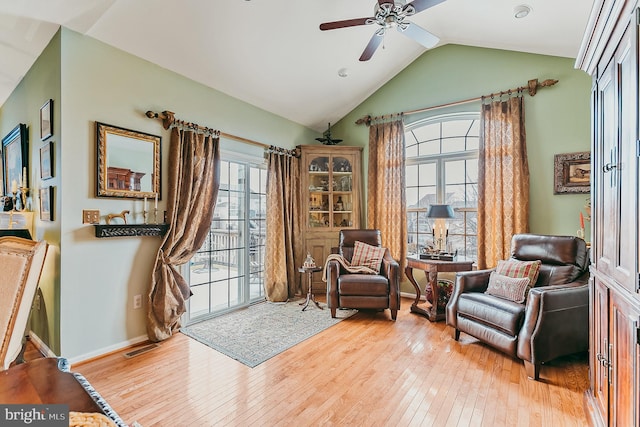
[332,157,353,228]
[308,156,330,228]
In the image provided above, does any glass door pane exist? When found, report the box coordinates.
[186,159,266,323]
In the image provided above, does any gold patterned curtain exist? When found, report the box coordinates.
[367,118,407,269]
[264,149,303,301]
[477,95,529,269]
[147,126,220,341]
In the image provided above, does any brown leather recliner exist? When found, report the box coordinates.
[326,230,400,320]
[446,234,590,380]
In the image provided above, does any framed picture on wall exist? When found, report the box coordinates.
[40,186,54,221]
[554,152,591,194]
[40,141,54,180]
[40,99,53,140]
[2,123,28,195]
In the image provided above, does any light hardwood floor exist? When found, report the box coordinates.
[71,297,589,426]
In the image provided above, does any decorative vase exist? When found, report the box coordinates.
[425,279,454,310]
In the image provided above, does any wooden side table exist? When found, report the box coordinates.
[405,256,473,322]
[299,266,323,311]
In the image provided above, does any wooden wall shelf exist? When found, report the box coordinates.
[93,224,169,238]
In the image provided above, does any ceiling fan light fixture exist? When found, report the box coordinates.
[513,4,531,19]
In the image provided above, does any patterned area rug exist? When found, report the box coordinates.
[181,300,356,368]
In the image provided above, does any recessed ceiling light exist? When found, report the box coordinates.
[514,4,531,19]
[338,68,349,78]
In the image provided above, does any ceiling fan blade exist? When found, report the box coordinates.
[403,0,446,14]
[359,33,383,61]
[397,22,439,48]
[320,17,374,31]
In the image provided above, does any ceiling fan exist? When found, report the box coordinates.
[320,0,445,61]
[315,123,343,145]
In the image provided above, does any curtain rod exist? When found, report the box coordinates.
[355,78,559,126]
[145,110,270,149]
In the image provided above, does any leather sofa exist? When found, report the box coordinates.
[446,234,590,379]
[326,229,400,320]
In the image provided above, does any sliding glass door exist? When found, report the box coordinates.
[186,158,266,323]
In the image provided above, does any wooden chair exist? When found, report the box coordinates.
[0,236,48,370]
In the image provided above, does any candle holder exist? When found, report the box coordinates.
[142,210,148,225]
[11,191,18,212]
[153,208,158,224]
[19,187,28,211]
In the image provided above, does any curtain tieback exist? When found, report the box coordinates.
[159,249,172,265]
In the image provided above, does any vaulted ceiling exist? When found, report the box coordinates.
[0,0,593,132]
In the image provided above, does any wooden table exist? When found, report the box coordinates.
[0,357,104,412]
[299,266,323,311]
[405,256,474,322]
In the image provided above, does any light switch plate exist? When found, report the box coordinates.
[83,209,100,224]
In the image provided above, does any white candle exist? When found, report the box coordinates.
[154,193,158,210]
[11,180,17,193]
[144,197,147,212]
[22,167,27,188]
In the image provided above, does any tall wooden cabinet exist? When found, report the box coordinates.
[298,145,363,290]
[577,1,640,425]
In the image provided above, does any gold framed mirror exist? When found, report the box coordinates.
[96,122,161,199]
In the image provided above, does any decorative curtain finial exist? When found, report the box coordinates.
[161,111,175,130]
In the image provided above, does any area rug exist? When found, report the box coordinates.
[181,300,356,368]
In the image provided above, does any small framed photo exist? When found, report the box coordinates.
[554,152,591,194]
[40,186,54,221]
[40,141,54,180]
[40,99,53,140]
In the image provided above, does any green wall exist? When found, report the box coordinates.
[1,35,593,358]
[332,45,592,293]
[0,31,62,354]
[334,44,592,238]
[1,27,317,361]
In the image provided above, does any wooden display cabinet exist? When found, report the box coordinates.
[299,145,362,290]
[577,1,640,425]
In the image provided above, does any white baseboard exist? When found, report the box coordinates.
[66,334,149,365]
[28,330,57,358]
[400,291,424,301]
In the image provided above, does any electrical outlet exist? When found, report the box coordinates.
[83,209,100,224]
[133,294,142,309]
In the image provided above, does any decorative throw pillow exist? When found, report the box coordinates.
[495,259,542,288]
[485,271,530,303]
[350,240,386,274]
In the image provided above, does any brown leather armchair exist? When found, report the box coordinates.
[446,234,590,380]
[326,230,400,320]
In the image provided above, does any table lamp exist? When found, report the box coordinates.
[427,204,455,252]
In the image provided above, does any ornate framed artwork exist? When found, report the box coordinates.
[40,186,54,221]
[40,99,53,140]
[40,141,54,180]
[554,152,591,194]
[96,122,161,199]
[1,124,28,195]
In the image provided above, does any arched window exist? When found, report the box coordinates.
[405,113,479,260]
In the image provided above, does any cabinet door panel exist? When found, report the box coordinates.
[594,23,639,294]
[592,277,610,421]
[614,28,638,292]
[594,58,617,276]
[609,291,640,426]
